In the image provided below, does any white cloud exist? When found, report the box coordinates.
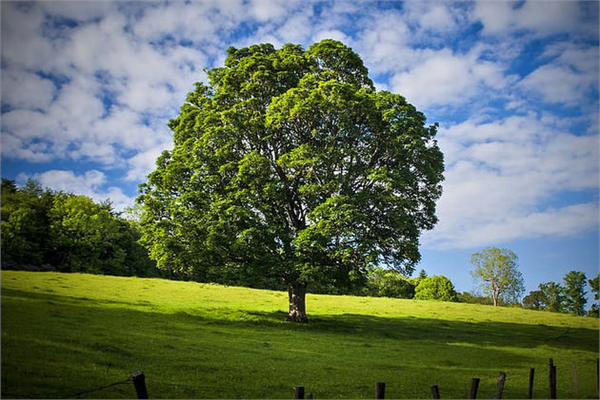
[16,170,135,212]
[520,44,599,106]
[1,1,204,168]
[357,10,412,73]
[473,1,589,37]
[1,68,56,110]
[424,113,599,250]
[390,49,509,109]
[249,0,290,22]
[125,146,170,182]
[402,2,463,33]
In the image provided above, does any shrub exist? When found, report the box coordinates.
[366,267,415,298]
[414,275,458,302]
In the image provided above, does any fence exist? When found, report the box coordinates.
[291,358,598,399]
[2,358,598,399]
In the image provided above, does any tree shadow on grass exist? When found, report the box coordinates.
[303,313,599,353]
[2,288,599,399]
[3,288,598,354]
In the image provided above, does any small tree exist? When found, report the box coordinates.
[562,270,587,316]
[470,247,525,307]
[414,275,458,301]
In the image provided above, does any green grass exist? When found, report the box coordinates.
[1,271,598,399]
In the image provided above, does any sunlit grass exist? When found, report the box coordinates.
[2,271,598,399]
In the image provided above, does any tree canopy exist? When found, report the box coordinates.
[1,178,158,277]
[522,271,596,317]
[414,275,458,302]
[138,40,444,322]
[470,247,525,307]
[562,270,587,316]
[366,267,416,299]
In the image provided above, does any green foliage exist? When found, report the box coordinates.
[414,275,458,302]
[562,270,587,316]
[470,247,525,307]
[523,271,594,317]
[537,281,565,312]
[522,290,547,311]
[2,271,598,399]
[588,274,599,317]
[1,179,53,266]
[366,267,415,298]
[0,179,158,277]
[48,194,124,273]
[138,40,444,319]
[457,291,494,306]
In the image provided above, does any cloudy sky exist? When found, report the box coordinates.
[1,1,598,296]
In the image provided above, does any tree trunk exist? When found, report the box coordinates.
[287,282,308,323]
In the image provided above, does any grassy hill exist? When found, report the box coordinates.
[1,271,598,399]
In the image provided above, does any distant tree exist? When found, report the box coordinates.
[588,273,599,317]
[1,180,53,266]
[414,275,458,302]
[562,270,587,316]
[457,291,494,305]
[522,290,546,310]
[1,178,17,195]
[137,40,444,322]
[48,194,125,273]
[537,281,565,313]
[418,269,428,279]
[1,178,158,277]
[366,267,415,298]
[470,247,525,307]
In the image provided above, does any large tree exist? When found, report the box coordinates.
[470,247,525,307]
[138,40,444,322]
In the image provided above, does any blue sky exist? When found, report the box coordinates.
[1,1,598,298]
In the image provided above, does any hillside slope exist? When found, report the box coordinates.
[1,271,598,399]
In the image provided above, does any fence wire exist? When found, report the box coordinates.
[2,375,133,399]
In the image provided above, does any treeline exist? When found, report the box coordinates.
[2,178,598,317]
[1,179,159,277]
[358,267,502,305]
[523,271,599,317]
[362,266,599,317]
[362,268,459,301]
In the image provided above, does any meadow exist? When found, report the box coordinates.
[1,271,598,399]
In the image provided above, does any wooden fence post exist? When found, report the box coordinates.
[572,362,579,398]
[528,368,535,399]
[430,384,440,399]
[548,358,557,399]
[294,386,305,399]
[596,358,599,395]
[493,372,506,399]
[131,370,149,399]
[468,378,480,399]
[376,382,386,399]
